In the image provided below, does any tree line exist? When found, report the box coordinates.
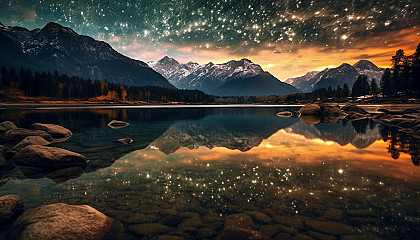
[380,43,420,97]
[0,67,214,103]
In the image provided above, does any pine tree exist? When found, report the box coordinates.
[352,75,369,97]
[380,68,392,97]
[342,84,350,97]
[370,79,378,95]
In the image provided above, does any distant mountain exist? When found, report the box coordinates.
[286,60,384,92]
[0,22,174,88]
[285,71,321,92]
[353,60,383,81]
[212,72,300,96]
[313,63,360,90]
[149,57,299,96]
[147,56,200,87]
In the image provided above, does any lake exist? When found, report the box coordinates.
[1,106,419,239]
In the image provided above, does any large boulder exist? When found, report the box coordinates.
[299,104,321,116]
[11,145,88,169]
[7,203,112,240]
[5,128,53,144]
[31,123,72,139]
[12,136,50,152]
[0,121,17,133]
[0,195,24,224]
[320,104,343,116]
[341,104,367,114]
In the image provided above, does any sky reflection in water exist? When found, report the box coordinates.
[0,107,419,239]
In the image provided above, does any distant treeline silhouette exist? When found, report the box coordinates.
[0,67,214,103]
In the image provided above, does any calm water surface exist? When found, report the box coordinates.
[0,106,419,239]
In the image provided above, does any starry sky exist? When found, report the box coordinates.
[1,0,420,80]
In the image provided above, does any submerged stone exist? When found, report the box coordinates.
[11,145,88,169]
[31,123,72,138]
[128,223,175,237]
[305,220,355,235]
[0,195,24,224]
[217,228,270,240]
[12,136,50,152]
[5,128,53,144]
[225,213,254,230]
[108,120,130,129]
[7,203,112,240]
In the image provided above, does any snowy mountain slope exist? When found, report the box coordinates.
[150,57,264,93]
[286,60,383,92]
[0,22,174,88]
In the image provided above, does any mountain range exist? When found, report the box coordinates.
[0,22,174,88]
[1,21,385,97]
[286,60,384,92]
[149,57,300,96]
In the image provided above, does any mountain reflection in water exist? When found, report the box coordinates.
[0,106,419,239]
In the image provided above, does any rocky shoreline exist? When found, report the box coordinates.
[277,103,420,139]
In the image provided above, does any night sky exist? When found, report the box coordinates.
[1,0,420,79]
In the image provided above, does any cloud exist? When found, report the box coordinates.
[23,9,37,22]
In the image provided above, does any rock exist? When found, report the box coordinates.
[305,220,355,235]
[346,209,376,217]
[16,165,85,183]
[12,145,88,169]
[291,234,314,240]
[198,227,218,238]
[225,213,255,230]
[0,121,17,133]
[299,115,321,125]
[345,112,367,121]
[12,136,50,152]
[118,138,134,144]
[128,213,159,224]
[308,230,335,240]
[108,120,129,129]
[5,128,53,144]
[31,123,72,138]
[272,216,304,230]
[157,235,185,240]
[178,217,203,228]
[341,104,367,114]
[349,217,377,225]
[0,145,8,167]
[259,225,278,237]
[217,228,270,240]
[277,111,293,117]
[275,232,292,239]
[299,104,321,116]
[245,211,272,224]
[128,223,175,237]
[276,224,298,235]
[160,214,184,227]
[0,195,24,224]
[323,209,343,221]
[320,104,342,116]
[7,203,112,240]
